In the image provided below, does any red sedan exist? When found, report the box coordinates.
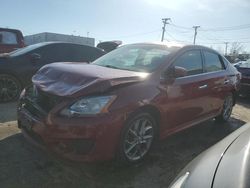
[17,43,241,163]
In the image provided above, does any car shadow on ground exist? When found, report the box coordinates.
[0,117,246,188]
[237,96,250,109]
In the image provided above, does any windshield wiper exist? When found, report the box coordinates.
[103,65,120,69]
[101,64,136,72]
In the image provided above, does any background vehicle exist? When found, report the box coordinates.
[169,123,250,188]
[97,40,122,53]
[18,43,240,163]
[0,42,105,102]
[235,59,250,96]
[0,28,25,54]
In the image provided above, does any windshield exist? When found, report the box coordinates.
[9,42,49,57]
[93,44,176,73]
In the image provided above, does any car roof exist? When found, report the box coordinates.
[124,42,220,54]
[0,27,23,35]
[31,41,91,46]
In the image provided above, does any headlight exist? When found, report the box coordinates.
[60,95,116,117]
[170,172,190,188]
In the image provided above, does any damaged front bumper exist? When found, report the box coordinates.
[17,92,124,162]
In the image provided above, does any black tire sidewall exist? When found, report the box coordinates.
[0,74,22,102]
[216,94,233,122]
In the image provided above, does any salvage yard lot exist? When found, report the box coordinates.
[0,98,250,188]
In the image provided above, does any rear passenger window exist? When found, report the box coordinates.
[174,50,203,76]
[204,51,224,72]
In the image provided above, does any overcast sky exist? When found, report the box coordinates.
[1,0,250,53]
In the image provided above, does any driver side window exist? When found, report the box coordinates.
[174,50,203,76]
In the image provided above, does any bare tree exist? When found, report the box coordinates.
[229,42,244,55]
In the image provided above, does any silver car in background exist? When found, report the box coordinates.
[169,123,250,188]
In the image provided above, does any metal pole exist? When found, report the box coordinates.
[161,18,171,42]
[225,42,229,55]
[193,26,200,45]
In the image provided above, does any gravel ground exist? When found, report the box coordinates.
[0,98,249,188]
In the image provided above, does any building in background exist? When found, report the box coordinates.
[24,32,95,47]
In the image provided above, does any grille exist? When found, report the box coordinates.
[24,86,62,117]
[23,99,46,119]
[36,89,61,112]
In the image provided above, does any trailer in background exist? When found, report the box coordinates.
[24,32,95,47]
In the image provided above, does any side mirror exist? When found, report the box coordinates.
[174,66,188,78]
[30,53,41,62]
[163,66,188,80]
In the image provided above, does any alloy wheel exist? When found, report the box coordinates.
[123,117,154,161]
[222,95,233,120]
[0,75,21,102]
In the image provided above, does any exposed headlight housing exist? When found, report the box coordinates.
[60,95,116,117]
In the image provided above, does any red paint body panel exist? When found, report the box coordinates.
[18,105,125,162]
[17,44,241,162]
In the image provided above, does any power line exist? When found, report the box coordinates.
[170,23,250,32]
[200,24,250,31]
[198,41,250,44]
[169,23,192,30]
[99,29,160,40]
[165,31,191,43]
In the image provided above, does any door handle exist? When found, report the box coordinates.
[224,80,230,84]
[198,84,208,89]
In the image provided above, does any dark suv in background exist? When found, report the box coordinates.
[0,42,105,102]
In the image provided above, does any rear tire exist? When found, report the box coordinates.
[0,74,22,102]
[215,94,233,122]
[117,112,157,164]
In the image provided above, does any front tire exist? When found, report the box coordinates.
[118,113,157,164]
[215,94,233,122]
[0,74,22,102]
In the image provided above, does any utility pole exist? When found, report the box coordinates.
[224,42,229,55]
[192,26,200,45]
[161,18,171,42]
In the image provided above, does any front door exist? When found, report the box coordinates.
[159,49,210,135]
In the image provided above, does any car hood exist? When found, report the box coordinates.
[212,124,250,188]
[169,123,250,188]
[32,62,149,97]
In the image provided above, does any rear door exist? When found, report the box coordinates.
[202,50,228,114]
